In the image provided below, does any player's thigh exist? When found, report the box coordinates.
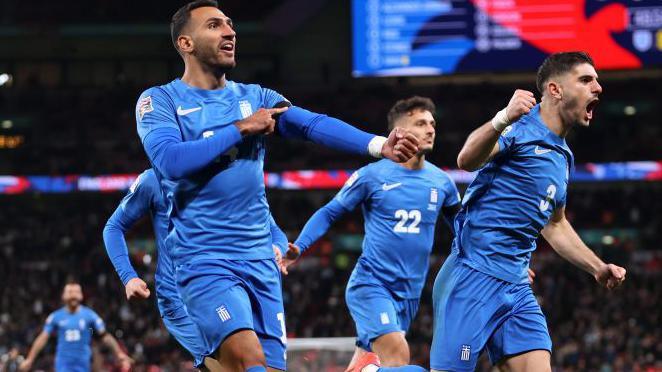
[371,331,410,366]
[487,285,552,368]
[242,259,287,371]
[497,350,551,372]
[176,260,258,358]
[430,261,511,372]
[161,306,208,368]
[345,283,402,351]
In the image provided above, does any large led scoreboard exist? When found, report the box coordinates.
[352,0,662,77]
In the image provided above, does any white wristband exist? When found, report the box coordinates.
[368,136,387,158]
[491,108,511,132]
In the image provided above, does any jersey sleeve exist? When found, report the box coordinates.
[441,173,461,207]
[496,122,524,156]
[102,171,155,285]
[333,167,373,210]
[88,309,106,334]
[260,86,290,108]
[269,215,288,255]
[136,87,180,143]
[43,312,57,334]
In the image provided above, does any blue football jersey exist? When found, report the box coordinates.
[120,169,179,313]
[136,79,288,265]
[337,159,460,299]
[455,104,574,283]
[43,306,105,362]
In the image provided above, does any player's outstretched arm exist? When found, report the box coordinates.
[277,106,419,162]
[457,89,536,171]
[100,333,133,370]
[103,207,145,298]
[280,199,349,274]
[19,331,49,371]
[542,207,626,290]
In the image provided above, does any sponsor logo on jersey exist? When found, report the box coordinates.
[382,182,402,191]
[177,106,202,116]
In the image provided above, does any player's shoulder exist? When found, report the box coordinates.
[424,161,452,179]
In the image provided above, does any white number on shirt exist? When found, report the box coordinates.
[64,329,81,342]
[393,209,421,234]
[539,184,557,212]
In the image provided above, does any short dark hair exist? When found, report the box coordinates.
[387,96,436,130]
[170,0,219,51]
[536,51,594,94]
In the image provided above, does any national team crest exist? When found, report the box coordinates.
[138,96,154,120]
[239,100,253,118]
[430,188,438,203]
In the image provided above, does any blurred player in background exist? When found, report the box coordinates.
[431,51,626,372]
[134,1,419,371]
[102,168,289,371]
[282,97,459,372]
[19,282,131,372]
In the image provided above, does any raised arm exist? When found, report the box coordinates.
[541,207,626,289]
[277,106,419,163]
[100,333,133,370]
[457,90,536,171]
[19,331,50,371]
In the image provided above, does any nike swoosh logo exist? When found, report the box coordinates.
[382,182,402,191]
[534,146,552,155]
[177,106,202,116]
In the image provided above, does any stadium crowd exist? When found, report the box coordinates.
[1,183,659,371]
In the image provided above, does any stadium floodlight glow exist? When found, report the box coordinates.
[1,120,12,129]
[0,74,11,87]
[624,105,636,116]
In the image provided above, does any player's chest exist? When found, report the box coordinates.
[58,317,88,341]
[372,179,442,222]
[174,97,259,140]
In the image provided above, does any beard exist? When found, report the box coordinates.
[194,43,236,71]
[560,94,584,127]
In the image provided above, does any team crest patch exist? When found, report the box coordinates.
[138,96,154,120]
[239,100,253,118]
[500,125,513,136]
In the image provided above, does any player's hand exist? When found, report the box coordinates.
[117,352,133,371]
[235,107,288,136]
[125,278,150,301]
[594,263,626,290]
[273,244,283,266]
[504,89,537,123]
[279,243,301,275]
[381,127,419,162]
[527,268,536,284]
[18,358,33,371]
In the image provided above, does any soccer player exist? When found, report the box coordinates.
[19,283,131,372]
[135,1,419,371]
[102,168,289,371]
[430,52,626,372]
[282,97,459,372]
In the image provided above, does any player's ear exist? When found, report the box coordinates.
[547,80,562,100]
[177,35,194,54]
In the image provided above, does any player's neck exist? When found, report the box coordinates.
[65,304,80,313]
[402,154,425,170]
[540,100,571,138]
[181,61,228,90]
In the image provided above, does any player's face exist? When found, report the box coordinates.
[187,7,236,70]
[62,284,83,307]
[400,109,436,154]
[558,63,602,127]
